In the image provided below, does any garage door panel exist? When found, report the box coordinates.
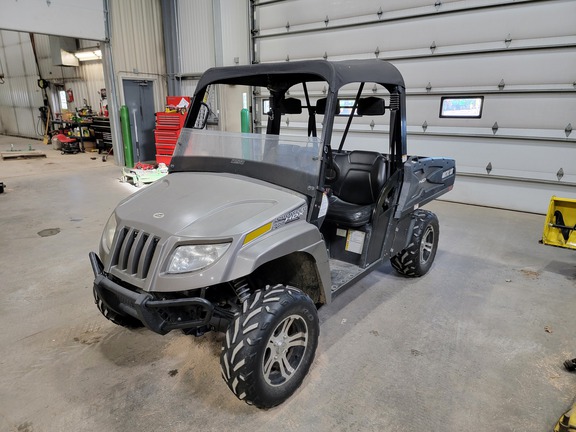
[408,134,575,180]
[406,94,576,130]
[395,49,576,88]
[257,0,445,30]
[259,1,574,50]
[445,176,576,214]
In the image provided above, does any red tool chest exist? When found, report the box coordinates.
[154,97,190,165]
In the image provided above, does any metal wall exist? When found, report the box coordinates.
[176,0,250,130]
[0,32,105,138]
[251,0,576,213]
[0,30,44,138]
[108,0,167,111]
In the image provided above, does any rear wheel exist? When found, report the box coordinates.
[93,287,144,329]
[391,210,439,277]
[220,284,319,409]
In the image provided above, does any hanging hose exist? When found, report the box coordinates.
[231,278,251,303]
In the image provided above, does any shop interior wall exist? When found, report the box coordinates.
[177,0,249,130]
[0,30,105,139]
[108,0,167,112]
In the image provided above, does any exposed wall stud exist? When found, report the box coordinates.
[492,122,499,134]
[377,8,383,20]
[422,121,428,132]
[286,21,290,32]
[324,16,330,27]
[486,162,493,174]
[557,168,564,181]
[370,120,375,130]
[374,47,380,58]
[323,51,328,60]
[505,34,512,48]
[426,82,432,93]
[498,79,505,91]
[565,123,572,137]
[430,41,437,54]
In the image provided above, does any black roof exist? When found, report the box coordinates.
[194,59,405,96]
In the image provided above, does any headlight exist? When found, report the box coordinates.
[167,243,231,274]
[101,213,117,255]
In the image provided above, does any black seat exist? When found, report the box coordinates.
[325,151,387,227]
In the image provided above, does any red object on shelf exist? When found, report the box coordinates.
[166,96,191,108]
[154,97,190,165]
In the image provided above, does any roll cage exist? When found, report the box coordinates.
[175,59,409,225]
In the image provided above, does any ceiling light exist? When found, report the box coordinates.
[74,49,102,61]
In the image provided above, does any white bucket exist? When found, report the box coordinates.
[52,137,61,150]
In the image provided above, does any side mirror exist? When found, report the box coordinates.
[193,102,210,129]
[357,97,386,116]
[316,98,340,115]
[279,97,302,114]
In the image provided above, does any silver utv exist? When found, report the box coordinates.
[90,59,456,409]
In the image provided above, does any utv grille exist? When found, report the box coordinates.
[111,227,160,279]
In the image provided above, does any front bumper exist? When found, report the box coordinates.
[89,252,214,335]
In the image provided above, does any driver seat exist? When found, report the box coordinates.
[325,151,387,227]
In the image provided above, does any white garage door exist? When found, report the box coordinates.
[0,0,105,41]
[251,0,576,213]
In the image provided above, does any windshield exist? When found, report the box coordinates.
[171,129,322,197]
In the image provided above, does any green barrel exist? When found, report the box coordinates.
[120,105,134,168]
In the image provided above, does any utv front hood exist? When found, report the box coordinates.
[115,172,306,238]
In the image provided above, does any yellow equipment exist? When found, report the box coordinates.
[555,401,576,432]
[542,196,576,250]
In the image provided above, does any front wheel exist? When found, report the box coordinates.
[220,285,319,409]
[391,210,439,277]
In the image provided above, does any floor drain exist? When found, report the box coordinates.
[38,228,60,237]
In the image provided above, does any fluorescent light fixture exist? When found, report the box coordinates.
[74,48,102,61]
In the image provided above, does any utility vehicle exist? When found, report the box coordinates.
[90,59,455,408]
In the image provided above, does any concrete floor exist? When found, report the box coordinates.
[1,134,575,432]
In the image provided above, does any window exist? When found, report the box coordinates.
[440,96,483,118]
[59,90,68,110]
[338,99,356,116]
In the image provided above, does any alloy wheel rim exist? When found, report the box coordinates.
[262,314,308,386]
[420,225,435,265]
